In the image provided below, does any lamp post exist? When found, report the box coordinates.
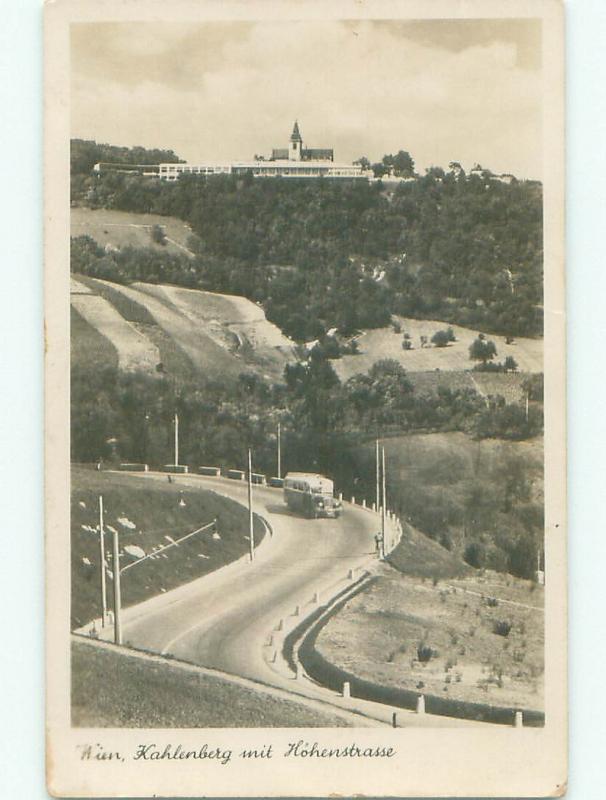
[381,446,387,559]
[98,495,108,628]
[375,438,380,512]
[247,448,255,562]
[112,527,122,645]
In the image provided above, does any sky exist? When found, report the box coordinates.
[71,18,542,179]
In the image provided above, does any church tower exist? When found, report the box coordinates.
[289,120,303,161]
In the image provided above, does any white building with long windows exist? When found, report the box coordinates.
[158,122,368,181]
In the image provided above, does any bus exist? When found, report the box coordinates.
[283,472,342,519]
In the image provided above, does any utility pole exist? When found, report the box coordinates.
[98,495,108,628]
[375,439,380,512]
[277,422,282,480]
[247,449,255,562]
[174,412,179,466]
[112,528,122,645]
[381,446,387,559]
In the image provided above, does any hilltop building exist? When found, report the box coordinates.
[269,121,334,162]
[157,122,366,181]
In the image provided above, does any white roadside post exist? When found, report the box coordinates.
[248,449,255,562]
[174,412,179,466]
[112,527,122,645]
[98,495,108,628]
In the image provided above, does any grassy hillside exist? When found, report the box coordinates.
[70,305,118,373]
[71,207,195,257]
[71,273,296,384]
[333,316,542,382]
[338,431,543,579]
[71,277,160,373]
[71,467,264,629]
[316,567,544,711]
[72,639,350,727]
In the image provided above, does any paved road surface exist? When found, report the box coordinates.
[119,473,376,674]
[108,472,486,727]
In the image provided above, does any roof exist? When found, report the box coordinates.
[290,120,302,142]
[285,472,330,480]
[302,148,334,162]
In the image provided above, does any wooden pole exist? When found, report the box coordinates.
[381,446,387,559]
[248,449,255,562]
[98,495,108,628]
[112,528,122,645]
[277,422,282,480]
[375,439,380,513]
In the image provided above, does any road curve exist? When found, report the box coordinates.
[117,473,377,679]
[108,472,486,727]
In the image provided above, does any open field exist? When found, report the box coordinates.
[72,639,350,727]
[316,566,544,711]
[71,277,160,373]
[71,207,195,257]
[71,275,295,383]
[333,316,542,381]
[406,370,530,405]
[71,467,264,629]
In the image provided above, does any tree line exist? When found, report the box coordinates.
[71,142,543,340]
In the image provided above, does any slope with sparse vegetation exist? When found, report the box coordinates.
[71,467,264,629]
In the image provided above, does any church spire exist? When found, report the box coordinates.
[290,120,302,142]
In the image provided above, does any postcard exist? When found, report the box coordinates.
[45,0,566,795]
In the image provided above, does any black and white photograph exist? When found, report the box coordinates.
[44,1,566,796]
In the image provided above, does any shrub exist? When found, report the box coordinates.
[493,620,512,637]
[151,224,167,245]
[417,644,433,663]
[431,329,451,348]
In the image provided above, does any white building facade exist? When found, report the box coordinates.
[158,122,368,181]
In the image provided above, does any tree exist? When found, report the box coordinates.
[469,335,497,364]
[382,150,415,178]
[354,156,371,171]
[431,329,451,348]
[151,224,167,245]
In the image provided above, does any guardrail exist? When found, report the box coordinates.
[105,461,405,558]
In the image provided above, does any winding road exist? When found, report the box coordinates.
[100,471,483,727]
[118,473,376,672]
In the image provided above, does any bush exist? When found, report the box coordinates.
[417,644,434,663]
[431,329,452,348]
[464,541,485,568]
[151,224,167,245]
[493,620,512,637]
